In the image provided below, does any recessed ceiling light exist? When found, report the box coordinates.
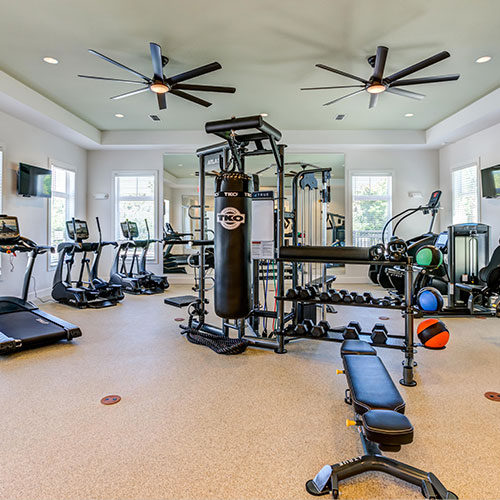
[114,113,124,118]
[178,164,183,167]
[260,113,268,117]
[43,57,59,65]
[404,113,414,117]
[475,56,492,64]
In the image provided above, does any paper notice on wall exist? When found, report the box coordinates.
[251,191,275,260]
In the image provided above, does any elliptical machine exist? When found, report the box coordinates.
[52,218,124,308]
[110,220,169,295]
[369,190,447,294]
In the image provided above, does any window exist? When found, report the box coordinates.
[452,164,479,224]
[352,174,392,247]
[50,164,75,265]
[114,173,157,258]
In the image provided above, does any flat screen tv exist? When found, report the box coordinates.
[481,165,500,198]
[17,163,52,197]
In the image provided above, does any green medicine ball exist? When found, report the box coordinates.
[415,245,443,268]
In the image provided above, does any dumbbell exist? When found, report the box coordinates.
[377,297,391,307]
[371,323,388,344]
[339,290,354,303]
[330,291,342,303]
[294,319,315,336]
[311,320,330,338]
[319,290,332,302]
[285,287,301,299]
[363,292,375,304]
[352,292,365,304]
[343,321,361,339]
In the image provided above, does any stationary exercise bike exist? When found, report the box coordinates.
[52,218,124,308]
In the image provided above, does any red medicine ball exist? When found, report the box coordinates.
[417,319,450,349]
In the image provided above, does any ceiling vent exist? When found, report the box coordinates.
[335,114,346,120]
[149,114,161,121]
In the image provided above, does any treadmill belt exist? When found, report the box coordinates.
[164,295,197,308]
[0,311,67,346]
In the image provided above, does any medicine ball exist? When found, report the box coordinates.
[417,319,449,349]
[416,287,444,312]
[415,245,443,268]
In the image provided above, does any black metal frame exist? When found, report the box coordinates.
[306,429,457,499]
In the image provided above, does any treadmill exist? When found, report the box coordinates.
[0,215,82,354]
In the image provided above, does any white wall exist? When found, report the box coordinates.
[86,150,164,275]
[0,109,87,297]
[343,149,440,281]
[439,122,500,250]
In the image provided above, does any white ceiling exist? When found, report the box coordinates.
[0,0,499,132]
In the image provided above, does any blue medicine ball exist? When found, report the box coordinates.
[416,287,444,312]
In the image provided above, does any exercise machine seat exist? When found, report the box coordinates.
[361,409,413,446]
[479,245,500,290]
[341,339,376,356]
[343,355,406,415]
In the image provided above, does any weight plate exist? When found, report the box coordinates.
[101,395,121,405]
[484,392,500,402]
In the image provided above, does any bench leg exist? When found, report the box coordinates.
[306,455,457,499]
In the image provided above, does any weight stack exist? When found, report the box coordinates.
[214,172,252,319]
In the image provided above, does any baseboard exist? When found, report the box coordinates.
[28,287,53,303]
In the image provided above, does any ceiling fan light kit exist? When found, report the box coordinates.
[79,42,236,111]
[302,45,460,110]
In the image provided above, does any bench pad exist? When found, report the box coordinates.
[343,355,405,415]
[341,340,376,356]
[361,410,413,446]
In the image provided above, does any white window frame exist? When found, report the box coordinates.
[451,161,480,225]
[349,170,394,247]
[48,159,76,268]
[113,170,159,263]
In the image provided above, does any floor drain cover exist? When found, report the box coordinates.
[484,392,500,402]
[174,318,185,322]
[379,316,390,321]
[101,395,121,405]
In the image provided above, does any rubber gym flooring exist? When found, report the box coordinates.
[1,284,499,499]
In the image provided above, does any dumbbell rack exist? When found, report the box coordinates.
[275,257,418,387]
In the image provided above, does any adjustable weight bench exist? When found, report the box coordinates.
[306,340,457,499]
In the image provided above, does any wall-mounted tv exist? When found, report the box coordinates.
[17,163,52,197]
[481,164,500,198]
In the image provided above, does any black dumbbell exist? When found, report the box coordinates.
[353,292,365,304]
[330,291,342,303]
[298,287,314,300]
[294,319,315,336]
[343,321,361,339]
[343,293,354,304]
[311,320,330,338]
[377,297,391,307]
[319,290,332,302]
[286,287,300,299]
[371,323,388,344]
[363,292,375,304]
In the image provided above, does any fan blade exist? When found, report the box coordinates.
[301,85,364,90]
[386,87,425,100]
[110,87,150,100]
[88,49,150,81]
[384,51,450,84]
[150,42,164,81]
[157,92,167,110]
[372,46,388,81]
[170,89,212,107]
[173,83,236,93]
[316,64,369,84]
[167,62,222,85]
[369,93,378,109]
[78,75,147,84]
[391,74,460,87]
[323,89,365,106]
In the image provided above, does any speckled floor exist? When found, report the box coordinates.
[1,284,499,500]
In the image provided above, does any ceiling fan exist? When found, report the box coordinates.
[78,42,236,110]
[301,46,460,109]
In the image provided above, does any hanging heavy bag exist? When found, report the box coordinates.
[214,172,251,319]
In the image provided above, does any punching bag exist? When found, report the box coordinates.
[214,172,251,319]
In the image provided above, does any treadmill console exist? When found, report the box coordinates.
[121,221,139,239]
[435,231,448,250]
[0,215,20,243]
[427,190,442,209]
[66,219,89,240]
